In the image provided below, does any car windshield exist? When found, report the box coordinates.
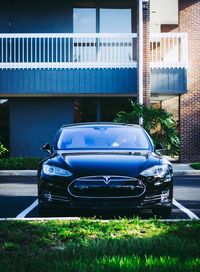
[56,126,150,150]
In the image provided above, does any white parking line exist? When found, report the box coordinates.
[173,198,199,219]
[16,199,38,218]
[15,198,200,220]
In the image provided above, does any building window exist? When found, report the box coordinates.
[73,8,96,33]
[100,9,131,33]
[100,98,133,121]
[74,98,97,123]
[74,98,135,123]
[73,7,132,62]
[73,8,132,33]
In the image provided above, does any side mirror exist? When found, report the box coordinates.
[41,143,53,155]
[155,143,166,155]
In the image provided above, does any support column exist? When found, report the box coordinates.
[137,0,150,105]
[142,0,150,106]
[137,0,151,107]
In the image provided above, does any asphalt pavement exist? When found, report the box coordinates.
[0,175,199,220]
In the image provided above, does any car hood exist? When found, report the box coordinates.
[52,150,161,177]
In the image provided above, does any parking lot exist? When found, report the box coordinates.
[0,175,199,219]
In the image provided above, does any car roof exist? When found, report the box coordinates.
[61,122,142,129]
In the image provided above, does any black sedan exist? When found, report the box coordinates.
[38,123,173,217]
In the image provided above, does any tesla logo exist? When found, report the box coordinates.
[103,176,111,184]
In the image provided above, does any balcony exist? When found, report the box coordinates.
[150,32,188,95]
[150,33,188,68]
[0,33,137,69]
[0,32,187,96]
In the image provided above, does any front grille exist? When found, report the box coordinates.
[68,176,146,198]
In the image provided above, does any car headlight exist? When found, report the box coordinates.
[42,165,72,177]
[140,165,169,178]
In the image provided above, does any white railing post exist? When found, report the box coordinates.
[183,33,188,69]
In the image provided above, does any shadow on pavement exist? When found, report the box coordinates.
[36,207,155,220]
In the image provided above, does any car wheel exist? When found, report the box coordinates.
[153,206,172,218]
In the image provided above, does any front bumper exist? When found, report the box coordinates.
[38,174,173,210]
[39,196,172,210]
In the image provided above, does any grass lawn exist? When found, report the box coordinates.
[190,162,200,170]
[0,219,200,271]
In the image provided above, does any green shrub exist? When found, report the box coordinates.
[114,101,179,155]
[190,162,200,170]
[0,142,8,157]
[0,157,42,170]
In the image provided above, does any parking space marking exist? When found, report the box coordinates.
[173,198,199,219]
[13,198,200,220]
[16,199,38,218]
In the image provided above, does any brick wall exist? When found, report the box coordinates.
[161,0,200,162]
[162,97,180,123]
[179,0,200,162]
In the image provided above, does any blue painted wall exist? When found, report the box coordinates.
[0,68,137,96]
[0,0,136,34]
[0,1,138,97]
[0,2,9,32]
[0,0,73,33]
[9,98,73,157]
[151,68,187,95]
[0,68,187,96]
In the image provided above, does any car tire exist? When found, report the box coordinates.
[153,206,172,218]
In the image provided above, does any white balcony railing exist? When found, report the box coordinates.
[150,33,188,69]
[0,32,188,70]
[0,33,137,69]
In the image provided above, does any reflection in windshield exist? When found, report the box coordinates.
[57,126,150,150]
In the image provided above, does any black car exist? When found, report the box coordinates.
[38,123,173,217]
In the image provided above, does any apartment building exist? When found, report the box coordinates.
[0,0,199,162]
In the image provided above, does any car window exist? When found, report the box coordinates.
[57,126,150,150]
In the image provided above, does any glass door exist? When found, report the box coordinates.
[99,9,132,63]
[73,8,96,63]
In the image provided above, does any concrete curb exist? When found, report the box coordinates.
[0,217,199,222]
[0,169,200,177]
[173,170,200,176]
[0,170,37,176]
